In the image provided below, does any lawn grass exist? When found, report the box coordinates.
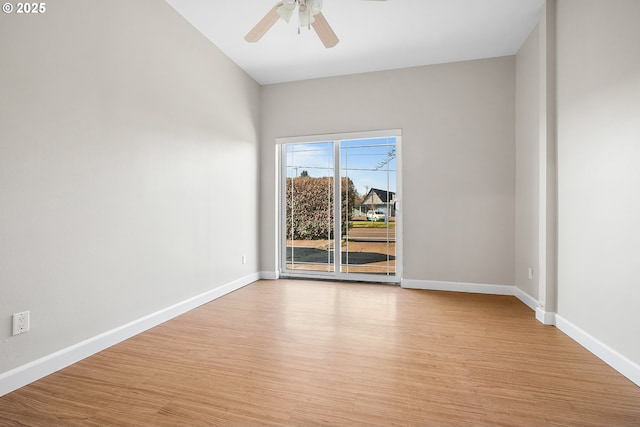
[350,221,395,228]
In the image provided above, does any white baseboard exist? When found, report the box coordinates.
[555,315,640,387]
[260,270,280,280]
[514,287,539,311]
[0,272,260,397]
[535,307,556,325]
[401,279,514,296]
[513,289,557,325]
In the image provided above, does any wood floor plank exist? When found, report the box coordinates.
[1,279,639,426]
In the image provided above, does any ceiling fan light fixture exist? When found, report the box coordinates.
[308,0,323,15]
[277,4,295,23]
[299,8,315,28]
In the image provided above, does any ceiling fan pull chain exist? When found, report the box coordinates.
[297,0,301,35]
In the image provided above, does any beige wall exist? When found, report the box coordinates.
[556,0,640,364]
[261,57,516,285]
[0,0,260,373]
[515,25,541,299]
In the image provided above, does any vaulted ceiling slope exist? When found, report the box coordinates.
[165,0,545,85]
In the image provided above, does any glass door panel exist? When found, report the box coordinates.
[340,138,396,276]
[284,142,335,273]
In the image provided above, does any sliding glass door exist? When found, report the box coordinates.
[280,131,401,283]
[284,141,335,273]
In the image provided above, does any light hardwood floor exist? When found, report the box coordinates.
[1,280,639,426]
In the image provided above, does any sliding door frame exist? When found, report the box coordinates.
[277,129,402,284]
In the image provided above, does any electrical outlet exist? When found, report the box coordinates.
[528,267,533,280]
[242,255,247,265]
[12,311,30,336]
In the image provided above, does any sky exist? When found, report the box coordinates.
[285,137,397,198]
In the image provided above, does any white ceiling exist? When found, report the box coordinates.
[165,0,544,85]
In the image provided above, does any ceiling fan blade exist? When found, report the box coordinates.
[245,2,283,43]
[311,12,339,48]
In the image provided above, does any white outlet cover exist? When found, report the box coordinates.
[12,311,30,336]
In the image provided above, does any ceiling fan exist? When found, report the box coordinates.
[245,0,387,49]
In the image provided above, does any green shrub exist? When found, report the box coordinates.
[285,176,356,240]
